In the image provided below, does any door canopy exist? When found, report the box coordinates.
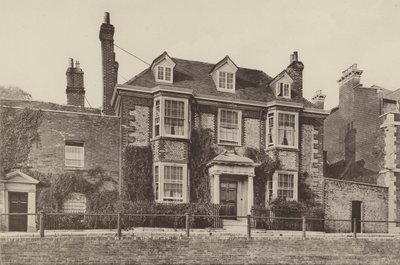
[207,150,257,176]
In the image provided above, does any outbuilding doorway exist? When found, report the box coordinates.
[351,200,362,233]
[9,192,28,232]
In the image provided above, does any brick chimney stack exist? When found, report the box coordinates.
[311,90,326,109]
[99,12,119,115]
[66,58,85,107]
[337,64,363,88]
[286,51,304,97]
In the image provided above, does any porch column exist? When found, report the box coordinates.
[247,175,254,214]
[213,174,220,204]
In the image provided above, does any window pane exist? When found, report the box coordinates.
[277,173,294,200]
[164,100,185,136]
[227,73,234,89]
[165,67,171,81]
[220,109,240,144]
[268,113,274,146]
[158,66,163,80]
[65,144,84,167]
[219,72,226,88]
[163,165,183,201]
[278,113,296,146]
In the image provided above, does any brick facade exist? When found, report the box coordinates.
[28,110,120,181]
[324,178,388,233]
[2,236,400,264]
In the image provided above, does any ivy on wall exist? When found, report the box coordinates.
[121,145,153,202]
[189,128,217,203]
[244,148,280,207]
[28,167,119,213]
[0,107,42,175]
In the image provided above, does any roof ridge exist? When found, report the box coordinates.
[172,56,268,73]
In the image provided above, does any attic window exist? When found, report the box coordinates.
[218,71,235,91]
[277,83,291,98]
[157,66,172,82]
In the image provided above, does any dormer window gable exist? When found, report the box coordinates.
[210,56,238,93]
[270,71,293,99]
[150,52,176,84]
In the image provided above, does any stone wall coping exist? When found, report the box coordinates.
[325,177,388,189]
[0,104,119,119]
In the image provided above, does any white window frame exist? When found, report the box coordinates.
[153,96,189,139]
[276,82,291,98]
[153,162,188,203]
[65,141,84,168]
[267,171,298,201]
[217,71,235,92]
[156,66,173,83]
[218,108,242,146]
[266,110,298,149]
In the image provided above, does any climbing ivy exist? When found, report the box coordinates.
[28,167,119,213]
[0,107,42,174]
[189,128,217,203]
[121,145,153,202]
[244,148,280,207]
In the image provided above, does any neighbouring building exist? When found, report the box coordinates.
[0,58,120,232]
[324,64,400,233]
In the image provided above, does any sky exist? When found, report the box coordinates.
[1,0,400,110]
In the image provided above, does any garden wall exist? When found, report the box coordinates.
[1,236,400,264]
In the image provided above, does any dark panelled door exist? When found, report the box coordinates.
[351,201,362,233]
[9,192,28,232]
[220,182,237,219]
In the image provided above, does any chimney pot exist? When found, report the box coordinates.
[75,61,80,70]
[293,51,298,62]
[104,12,110,24]
[68,58,74,68]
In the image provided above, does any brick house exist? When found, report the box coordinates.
[324,64,400,233]
[0,59,120,231]
[101,13,328,216]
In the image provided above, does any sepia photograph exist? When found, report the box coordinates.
[1,0,400,264]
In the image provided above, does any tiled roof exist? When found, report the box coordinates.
[126,57,317,108]
[0,99,102,114]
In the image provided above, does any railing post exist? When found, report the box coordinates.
[186,213,190,237]
[117,212,122,240]
[247,214,251,239]
[353,218,357,239]
[302,216,306,239]
[39,211,45,238]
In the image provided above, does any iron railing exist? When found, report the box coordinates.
[0,212,397,239]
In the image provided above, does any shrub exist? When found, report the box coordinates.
[114,201,221,229]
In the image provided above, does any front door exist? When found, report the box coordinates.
[220,182,237,219]
[9,192,28,232]
[351,201,362,233]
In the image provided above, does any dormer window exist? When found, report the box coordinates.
[219,72,234,90]
[211,56,238,93]
[150,52,176,84]
[277,82,291,98]
[157,66,172,82]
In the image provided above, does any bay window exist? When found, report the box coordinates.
[218,109,242,145]
[154,163,187,202]
[266,110,298,148]
[266,171,298,201]
[153,96,188,138]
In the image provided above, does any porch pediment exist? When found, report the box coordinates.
[1,170,39,185]
[207,150,257,176]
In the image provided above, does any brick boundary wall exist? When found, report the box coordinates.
[1,236,400,264]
